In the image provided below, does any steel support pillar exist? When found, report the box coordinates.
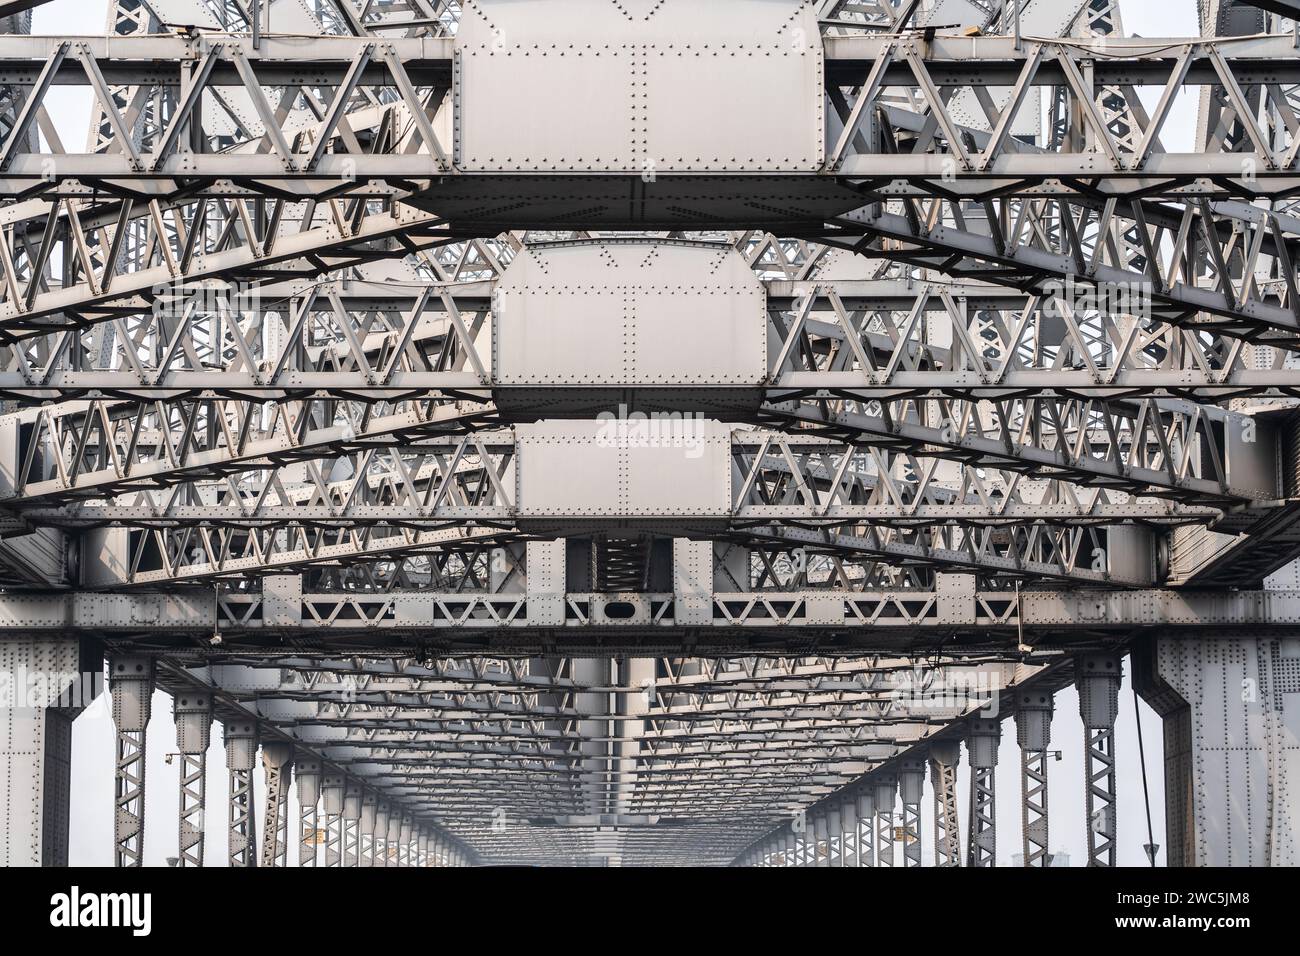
[813,813,829,867]
[857,790,876,867]
[224,719,258,868]
[828,806,844,866]
[322,774,344,868]
[1135,636,1300,866]
[374,804,390,868]
[110,656,153,868]
[874,774,897,867]
[343,784,361,867]
[417,828,429,868]
[0,637,91,867]
[1015,688,1055,866]
[840,794,858,866]
[260,741,293,868]
[360,791,377,867]
[172,690,212,868]
[966,719,1001,867]
[1077,655,1122,867]
[929,739,961,867]
[296,757,322,868]
[385,807,402,867]
[399,814,412,868]
[899,755,925,867]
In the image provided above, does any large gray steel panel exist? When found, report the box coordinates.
[1153,636,1300,866]
[493,239,766,386]
[514,420,732,520]
[454,0,823,174]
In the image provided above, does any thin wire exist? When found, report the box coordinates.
[1132,663,1157,866]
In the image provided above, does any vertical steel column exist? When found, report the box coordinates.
[827,806,844,867]
[172,691,211,868]
[385,807,402,867]
[224,719,258,867]
[109,657,153,868]
[0,637,88,867]
[929,739,961,866]
[1015,689,1055,866]
[342,783,362,867]
[374,803,390,868]
[416,828,429,867]
[899,755,925,867]
[966,719,1001,867]
[360,793,378,867]
[260,741,293,868]
[813,813,829,867]
[1077,655,1122,867]
[841,794,858,866]
[322,774,345,868]
[856,790,876,866]
[874,774,897,867]
[399,814,413,868]
[296,758,322,867]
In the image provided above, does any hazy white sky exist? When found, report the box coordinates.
[31,0,1203,865]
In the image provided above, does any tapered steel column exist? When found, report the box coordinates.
[813,813,829,867]
[1015,689,1055,866]
[322,774,345,868]
[172,690,211,868]
[342,783,362,867]
[385,806,402,867]
[260,741,293,867]
[899,755,925,867]
[110,657,153,867]
[398,814,413,867]
[929,739,961,866]
[374,803,390,868]
[360,792,378,867]
[224,719,258,868]
[827,806,844,866]
[296,758,322,867]
[840,794,858,866]
[1077,655,1122,867]
[857,790,876,866]
[874,774,897,867]
[966,719,1001,868]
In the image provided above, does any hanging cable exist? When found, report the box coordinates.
[1132,662,1157,867]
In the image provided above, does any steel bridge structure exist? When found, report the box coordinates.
[0,0,1298,868]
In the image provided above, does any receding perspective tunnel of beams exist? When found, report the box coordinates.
[0,0,1297,870]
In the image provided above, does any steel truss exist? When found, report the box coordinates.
[2,0,1295,869]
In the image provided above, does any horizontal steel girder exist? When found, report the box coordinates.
[0,585,1297,654]
[0,34,1299,193]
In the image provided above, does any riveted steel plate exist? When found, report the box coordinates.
[454,0,823,173]
[493,239,766,387]
[515,419,732,517]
